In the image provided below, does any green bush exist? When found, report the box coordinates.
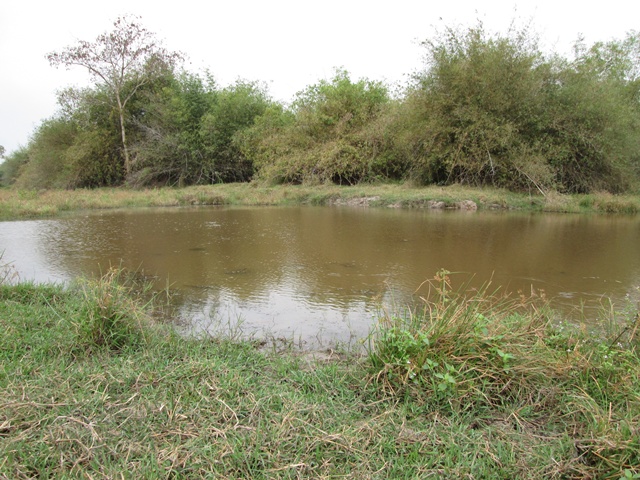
[128,71,215,186]
[13,86,125,189]
[401,24,549,188]
[130,75,271,186]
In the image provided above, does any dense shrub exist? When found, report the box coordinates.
[128,72,216,186]
[402,24,549,189]
[129,76,271,186]
[541,36,640,193]
[403,23,640,193]
[0,147,30,187]
[247,69,400,184]
[199,80,272,183]
[13,118,79,189]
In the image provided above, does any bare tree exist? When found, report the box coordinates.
[48,15,183,176]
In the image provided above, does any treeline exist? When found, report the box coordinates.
[2,22,640,193]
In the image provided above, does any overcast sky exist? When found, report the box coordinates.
[1,0,639,156]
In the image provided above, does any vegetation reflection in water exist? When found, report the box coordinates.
[0,205,639,347]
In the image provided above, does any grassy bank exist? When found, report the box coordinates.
[1,183,640,220]
[1,269,639,478]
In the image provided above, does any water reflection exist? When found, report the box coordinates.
[1,206,639,347]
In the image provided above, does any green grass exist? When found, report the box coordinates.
[1,183,639,220]
[1,268,639,478]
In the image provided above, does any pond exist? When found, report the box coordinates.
[1,206,639,348]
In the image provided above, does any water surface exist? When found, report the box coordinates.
[1,206,639,347]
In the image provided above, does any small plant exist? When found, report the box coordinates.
[621,469,640,480]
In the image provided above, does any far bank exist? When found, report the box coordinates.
[1,183,639,220]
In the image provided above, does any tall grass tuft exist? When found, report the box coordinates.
[71,267,155,353]
[368,270,561,410]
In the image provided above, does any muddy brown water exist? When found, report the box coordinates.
[1,206,639,348]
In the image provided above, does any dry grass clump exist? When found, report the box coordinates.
[590,191,640,214]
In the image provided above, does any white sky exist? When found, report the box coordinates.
[1,0,639,155]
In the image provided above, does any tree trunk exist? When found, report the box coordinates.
[116,95,130,176]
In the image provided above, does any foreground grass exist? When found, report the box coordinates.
[1,269,639,478]
[1,183,639,220]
